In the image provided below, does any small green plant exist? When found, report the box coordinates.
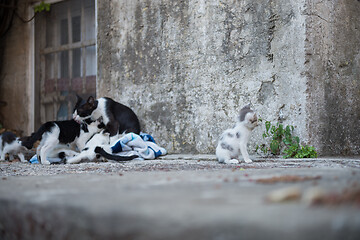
[256,120,317,159]
[283,143,317,158]
[14,1,51,23]
[34,2,51,13]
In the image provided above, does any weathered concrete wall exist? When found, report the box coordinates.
[97,0,309,154]
[305,0,360,155]
[0,0,32,135]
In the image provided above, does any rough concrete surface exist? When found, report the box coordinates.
[0,156,360,240]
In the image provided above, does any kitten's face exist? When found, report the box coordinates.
[239,105,258,130]
[87,118,105,130]
[245,112,258,130]
[80,118,105,134]
[73,96,97,123]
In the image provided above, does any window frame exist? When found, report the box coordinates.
[29,0,97,131]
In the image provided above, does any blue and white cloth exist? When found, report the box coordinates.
[108,132,167,160]
[29,155,61,164]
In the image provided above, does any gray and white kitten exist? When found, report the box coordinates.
[216,105,258,164]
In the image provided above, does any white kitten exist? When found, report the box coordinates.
[216,105,258,164]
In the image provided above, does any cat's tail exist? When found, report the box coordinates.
[21,122,55,149]
[94,147,138,161]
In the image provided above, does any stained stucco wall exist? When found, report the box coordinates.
[97,0,309,154]
[0,0,32,135]
[305,0,360,155]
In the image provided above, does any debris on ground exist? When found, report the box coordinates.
[308,188,360,207]
[256,175,321,184]
[265,186,302,203]
[266,186,360,207]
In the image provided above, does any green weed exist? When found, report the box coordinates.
[256,119,317,159]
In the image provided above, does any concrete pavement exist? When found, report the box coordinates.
[0,156,360,240]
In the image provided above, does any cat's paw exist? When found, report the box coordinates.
[42,160,51,165]
[224,159,239,164]
[244,158,253,163]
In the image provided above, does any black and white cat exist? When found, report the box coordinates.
[65,130,138,164]
[22,118,105,165]
[73,96,141,137]
[22,97,105,164]
[50,117,107,162]
[0,131,28,162]
[216,105,258,164]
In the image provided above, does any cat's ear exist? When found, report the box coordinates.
[74,94,83,109]
[87,96,95,105]
[242,104,251,110]
[239,105,253,122]
[76,94,82,102]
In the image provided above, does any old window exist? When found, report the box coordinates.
[34,0,96,128]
